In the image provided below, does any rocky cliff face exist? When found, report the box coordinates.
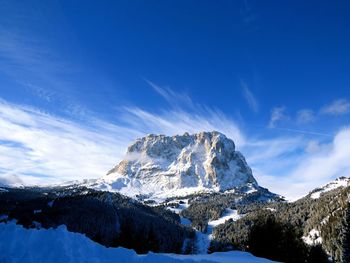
[94,131,258,199]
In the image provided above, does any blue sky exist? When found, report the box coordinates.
[1,0,350,199]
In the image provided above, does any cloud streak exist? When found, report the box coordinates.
[256,127,350,200]
[0,93,245,186]
[120,106,245,146]
[268,106,286,128]
[321,99,350,115]
[241,80,259,112]
[1,85,349,201]
[0,100,137,185]
[297,109,315,124]
[146,80,193,109]
[0,26,72,90]
[269,98,350,129]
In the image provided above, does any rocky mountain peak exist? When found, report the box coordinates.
[125,131,233,158]
[99,131,258,198]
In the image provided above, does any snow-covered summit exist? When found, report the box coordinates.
[90,131,258,198]
[309,176,350,199]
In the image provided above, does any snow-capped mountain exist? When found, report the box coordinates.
[88,131,258,199]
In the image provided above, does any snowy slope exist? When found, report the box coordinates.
[164,199,245,255]
[191,209,244,254]
[309,176,350,199]
[84,131,258,199]
[207,209,243,228]
[302,229,323,245]
[0,222,279,263]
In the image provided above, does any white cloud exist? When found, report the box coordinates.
[304,140,331,154]
[0,96,245,186]
[120,106,245,146]
[0,27,72,89]
[305,140,321,153]
[321,99,350,115]
[0,26,95,115]
[268,106,286,128]
[291,128,350,182]
[244,136,305,165]
[146,80,193,109]
[255,127,350,200]
[241,80,259,112]
[297,109,315,124]
[0,100,140,186]
[1,85,350,201]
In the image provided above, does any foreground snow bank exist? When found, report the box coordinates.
[0,222,278,263]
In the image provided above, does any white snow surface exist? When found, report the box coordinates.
[0,222,279,263]
[156,202,242,255]
[208,209,242,228]
[302,229,323,245]
[164,200,210,254]
[310,177,350,199]
[166,199,190,214]
[194,231,212,254]
[82,132,258,199]
[192,209,244,254]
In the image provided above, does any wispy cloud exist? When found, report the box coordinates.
[0,25,92,117]
[241,128,349,201]
[240,0,259,31]
[241,80,259,112]
[296,109,315,124]
[305,140,331,154]
[268,126,331,137]
[121,106,245,146]
[259,127,350,200]
[0,88,245,186]
[1,85,349,201]
[245,136,305,164]
[0,100,137,186]
[268,106,286,128]
[270,98,350,128]
[145,80,193,109]
[321,99,350,115]
[0,27,71,88]
[290,128,350,182]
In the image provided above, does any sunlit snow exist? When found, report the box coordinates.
[310,177,349,199]
[0,222,279,263]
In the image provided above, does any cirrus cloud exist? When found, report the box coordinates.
[1,86,350,201]
[321,99,350,115]
[297,109,315,124]
[268,106,287,128]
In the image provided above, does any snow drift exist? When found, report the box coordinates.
[0,222,279,263]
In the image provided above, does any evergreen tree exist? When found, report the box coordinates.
[341,204,350,263]
[307,245,329,263]
[247,213,308,263]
